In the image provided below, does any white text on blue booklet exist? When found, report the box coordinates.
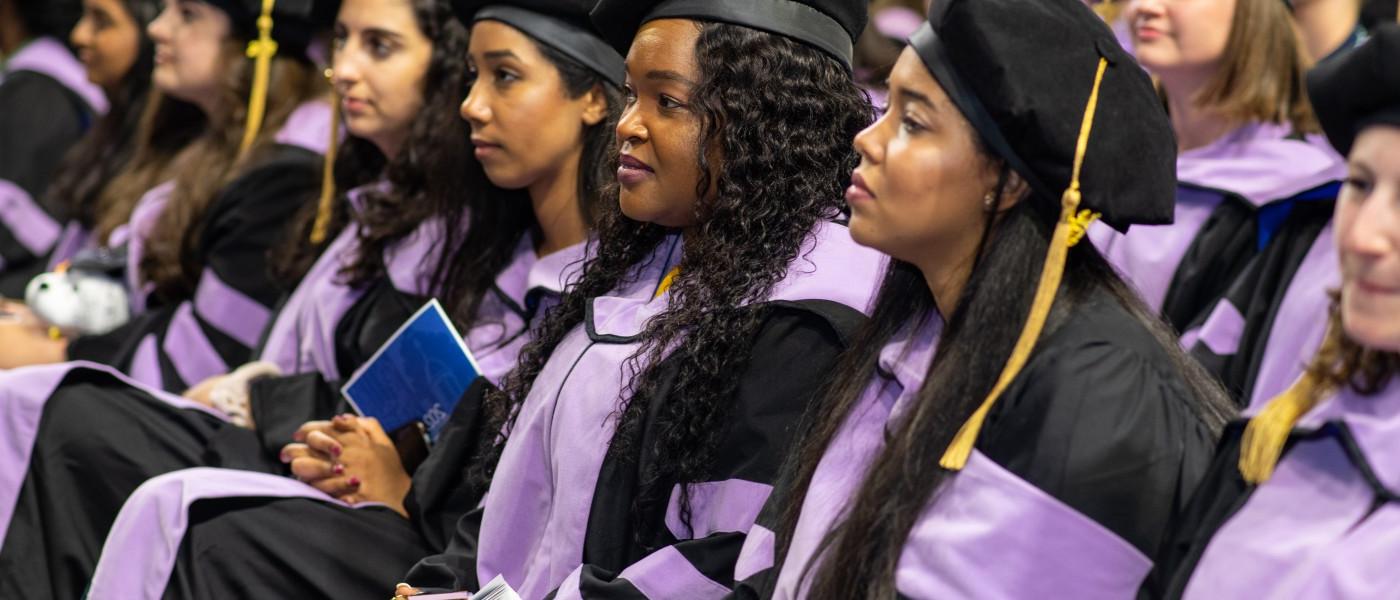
[342,299,480,443]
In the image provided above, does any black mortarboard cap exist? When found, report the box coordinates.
[926,0,1180,472]
[452,0,624,87]
[589,0,868,71]
[205,0,338,55]
[203,0,338,156]
[911,0,1177,232]
[1307,23,1400,157]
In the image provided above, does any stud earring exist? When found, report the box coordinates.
[983,192,996,211]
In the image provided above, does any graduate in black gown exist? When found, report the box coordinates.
[1092,0,1348,410]
[0,0,166,295]
[1146,23,1400,600]
[0,0,108,280]
[84,1,882,598]
[730,0,1236,597]
[12,0,623,597]
[0,0,337,388]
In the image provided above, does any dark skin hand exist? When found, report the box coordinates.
[280,414,413,517]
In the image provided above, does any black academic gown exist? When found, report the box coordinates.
[0,74,96,296]
[127,299,866,599]
[0,276,424,599]
[734,289,1222,599]
[64,144,321,393]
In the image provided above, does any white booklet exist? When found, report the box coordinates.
[411,575,520,600]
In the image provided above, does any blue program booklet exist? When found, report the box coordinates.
[341,299,481,443]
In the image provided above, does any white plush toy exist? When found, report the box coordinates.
[25,268,131,336]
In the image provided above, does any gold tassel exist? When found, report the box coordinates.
[239,0,279,158]
[654,266,681,299]
[1238,324,1335,483]
[940,57,1109,471]
[309,88,340,245]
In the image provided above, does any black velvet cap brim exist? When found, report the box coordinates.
[911,0,1177,231]
[1308,23,1400,157]
[589,0,866,70]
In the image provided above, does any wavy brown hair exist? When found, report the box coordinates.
[92,93,206,243]
[139,39,325,303]
[1306,290,1400,395]
[1194,0,1319,133]
[473,22,875,535]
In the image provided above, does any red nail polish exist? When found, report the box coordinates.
[349,477,361,487]
[279,451,290,463]
[333,463,344,475]
[331,445,342,456]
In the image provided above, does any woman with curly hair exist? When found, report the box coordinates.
[46,1,623,597]
[380,1,886,597]
[1147,24,1400,599]
[730,0,1235,597]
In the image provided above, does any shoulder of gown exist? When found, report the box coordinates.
[979,289,1223,557]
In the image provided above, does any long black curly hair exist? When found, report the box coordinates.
[475,21,876,533]
[44,0,165,229]
[278,0,622,331]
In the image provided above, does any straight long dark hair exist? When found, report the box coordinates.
[46,0,164,229]
[475,21,876,534]
[279,0,623,332]
[777,171,1235,598]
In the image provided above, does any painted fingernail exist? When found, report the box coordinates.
[349,477,361,487]
[331,445,342,456]
[333,463,344,475]
[279,451,290,463]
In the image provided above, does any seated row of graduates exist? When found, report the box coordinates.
[0,0,1396,597]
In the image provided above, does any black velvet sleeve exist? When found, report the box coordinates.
[1139,423,1254,600]
[398,378,498,593]
[0,72,88,199]
[65,147,321,392]
[978,307,1223,558]
[568,301,865,599]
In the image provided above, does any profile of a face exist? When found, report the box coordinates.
[615,19,708,229]
[1335,125,1400,352]
[146,0,231,109]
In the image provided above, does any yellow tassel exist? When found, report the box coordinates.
[940,57,1109,471]
[1238,327,1333,484]
[309,90,340,245]
[239,0,279,158]
[654,266,681,299]
[1238,375,1322,484]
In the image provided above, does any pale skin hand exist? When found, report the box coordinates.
[0,301,68,368]
[280,415,413,516]
[181,374,229,408]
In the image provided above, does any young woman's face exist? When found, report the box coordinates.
[71,0,143,91]
[846,48,1000,271]
[1335,125,1400,352]
[332,0,432,159]
[461,20,607,191]
[615,19,707,229]
[147,0,230,109]
[1125,0,1235,81]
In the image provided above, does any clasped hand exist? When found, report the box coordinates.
[279,414,413,517]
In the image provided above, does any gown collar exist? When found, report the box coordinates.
[1176,121,1346,208]
[586,220,886,342]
